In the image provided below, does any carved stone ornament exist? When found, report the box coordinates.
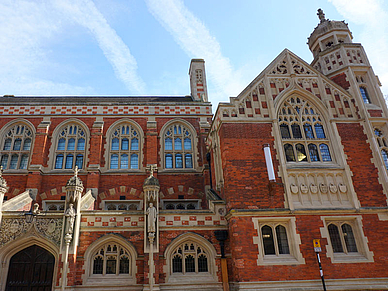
[329,183,338,193]
[218,207,226,216]
[339,183,347,193]
[319,183,328,194]
[300,184,309,194]
[0,218,63,247]
[290,184,299,194]
[310,183,318,194]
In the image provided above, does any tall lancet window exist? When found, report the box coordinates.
[279,96,332,163]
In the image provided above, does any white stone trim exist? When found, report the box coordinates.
[320,215,374,263]
[252,217,305,265]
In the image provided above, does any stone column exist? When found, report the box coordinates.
[61,167,84,291]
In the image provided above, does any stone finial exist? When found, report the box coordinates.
[317,8,326,23]
[74,165,79,178]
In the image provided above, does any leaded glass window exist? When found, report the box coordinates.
[171,242,209,274]
[109,123,141,170]
[328,222,358,254]
[164,123,194,169]
[91,243,131,276]
[278,96,332,163]
[0,123,33,170]
[54,124,86,169]
[261,224,290,256]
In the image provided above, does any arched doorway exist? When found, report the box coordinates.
[5,245,55,291]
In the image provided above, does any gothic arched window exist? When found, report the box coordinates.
[279,96,332,163]
[327,222,358,253]
[109,123,140,170]
[374,128,388,171]
[171,242,209,274]
[54,123,87,169]
[0,123,33,170]
[163,123,194,169]
[261,224,290,256]
[91,243,131,276]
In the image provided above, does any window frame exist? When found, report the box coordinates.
[161,120,197,171]
[164,233,218,283]
[278,96,334,166]
[82,235,137,286]
[0,122,34,171]
[252,217,305,265]
[103,120,143,172]
[320,216,374,263]
[51,121,89,171]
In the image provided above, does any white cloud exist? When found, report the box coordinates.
[52,0,146,93]
[330,0,388,96]
[146,0,245,104]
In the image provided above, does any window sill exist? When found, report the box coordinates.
[168,272,216,283]
[258,254,304,265]
[85,274,135,285]
[330,252,373,264]
[1,169,28,174]
[286,162,342,170]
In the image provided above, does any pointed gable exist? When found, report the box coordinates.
[210,49,359,141]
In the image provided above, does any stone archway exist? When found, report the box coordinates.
[5,245,55,291]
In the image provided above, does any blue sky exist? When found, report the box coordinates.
[0,0,387,108]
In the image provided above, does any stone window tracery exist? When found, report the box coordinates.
[54,124,86,169]
[279,96,332,163]
[374,128,388,171]
[109,123,140,170]
[0,123,33,170]
[171,242,208,274]
[327,222,357,254]
[91,243,131,276]
[163,123,194,169]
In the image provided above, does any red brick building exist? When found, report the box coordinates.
[1,10,388,291]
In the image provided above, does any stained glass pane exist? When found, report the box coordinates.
[320,144,332,161]
[172,255,182,273]
[1,155,8,169]
[119,256,130,274]
[284,144,295,162]
[291,124,302,139]
[10,155,18,169]
[198,254,208,272]
[93,257,103,274]
[308,144,320,161]
[280,124,291,139]
[295,144,307,162]
[382,150,388,170]
[314,124,326,139]
[304,124,314,139]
